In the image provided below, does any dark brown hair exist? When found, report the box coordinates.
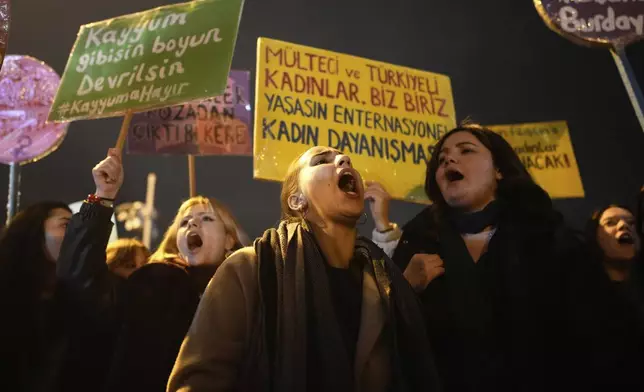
[0,201,72,298]
[425,123,532,207]
[424,123,558,230]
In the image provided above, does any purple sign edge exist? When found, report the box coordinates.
[126,69,252,156]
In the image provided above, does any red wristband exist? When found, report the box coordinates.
[86,194,114,207]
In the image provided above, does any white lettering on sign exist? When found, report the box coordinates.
[559,6,644,35]
[85,12,188,49]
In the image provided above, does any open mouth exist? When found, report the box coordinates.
[617,233,635,245]
[187,232,203,252]
[445,169,465,183]
[338,171,358,195]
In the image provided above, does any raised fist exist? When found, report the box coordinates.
[92,148,124,200]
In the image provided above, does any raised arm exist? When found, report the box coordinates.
[365,181,403,257]
[56,148,124,320]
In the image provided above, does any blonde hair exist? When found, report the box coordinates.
[106,238,150,270]
[149,196,246,264]
[280,146,337,221]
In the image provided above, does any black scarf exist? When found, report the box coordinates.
[242,221,441,392]
[448,200,500,234]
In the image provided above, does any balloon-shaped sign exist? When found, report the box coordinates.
[0,55,68,165]
[534,0,644,48]
[0,1,9,70]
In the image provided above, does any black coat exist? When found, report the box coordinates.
[566,250,644,391]
[57,202,209,392]
[0,236,116,392]
[392,205,584,392]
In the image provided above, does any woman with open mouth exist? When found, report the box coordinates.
[56,148,248,392]
[588,205,642,284]
[367,123,584,391]
[168,146,440,392]
[570,205,644,390]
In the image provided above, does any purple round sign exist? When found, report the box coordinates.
[535,0,644,47]
[0,55,68,165]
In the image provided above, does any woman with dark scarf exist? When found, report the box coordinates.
[168,146,440,392]
[368,124,583,392]
[56,149,247,392]
[570,205,644,390]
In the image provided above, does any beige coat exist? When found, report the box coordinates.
[167,246,393,392]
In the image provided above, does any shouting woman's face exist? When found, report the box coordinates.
[597,207,641,261]
[294,148,365,225]
[436,131,500,212]
[176,203,232,267]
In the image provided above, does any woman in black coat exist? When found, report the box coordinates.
[570,205,644,391]
[0,201,113,391]
[367,124,583,392]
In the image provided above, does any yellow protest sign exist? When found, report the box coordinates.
[253,37,457,203]
[488,121,584,199]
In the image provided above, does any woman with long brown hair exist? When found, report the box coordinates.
[367,124,583,391]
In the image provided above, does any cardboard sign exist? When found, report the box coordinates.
[127,70,251,155]
[488,121,584,199]
[535,0,644,47]
[253,37,457,203]
[48,0,244,122]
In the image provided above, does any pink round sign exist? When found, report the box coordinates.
[535,0,644,47]
[0,55,68,165]
[0,1,10,70]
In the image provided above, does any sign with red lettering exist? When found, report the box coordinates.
[127,70,251,155]
[253,37,457,203]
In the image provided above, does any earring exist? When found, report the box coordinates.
[224,249,233,258]
[358,212,367,225]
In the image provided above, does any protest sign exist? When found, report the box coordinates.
[534,1,644,134]
[0,55,68,165]
[488,121,584,199]
[127,70,251,155]
[253,37,457,203]
[534,0,644,47]
[48,0,244,123]
[0,0,9,71]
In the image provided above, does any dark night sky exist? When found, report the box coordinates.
[2,0,644,248]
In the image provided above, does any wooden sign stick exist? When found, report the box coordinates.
[188,155,196,198]
[115,110,133,152]
[142,172,157,249]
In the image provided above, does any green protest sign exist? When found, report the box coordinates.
[48,0,244,123]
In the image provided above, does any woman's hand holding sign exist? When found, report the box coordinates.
[92,148,124,200]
